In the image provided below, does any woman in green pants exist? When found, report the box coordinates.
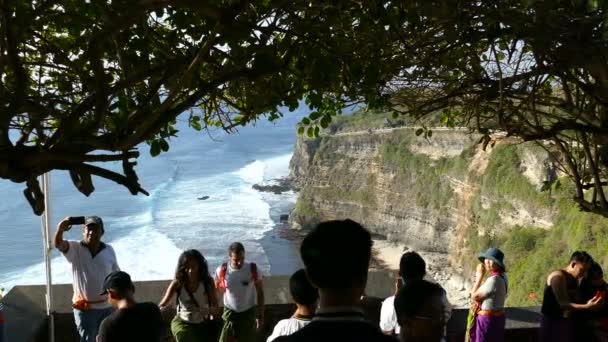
[159,249,220,341]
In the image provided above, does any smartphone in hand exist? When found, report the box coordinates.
[68,216,85,225]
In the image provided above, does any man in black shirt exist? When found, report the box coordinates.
[97,271,163,342]
[275,219,394,342]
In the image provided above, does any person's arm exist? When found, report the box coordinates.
[208,278,220,316]
[255,277,265,330]
[109,247,120,272]
[473,276,495,302]
[53,217,72,253]
[470,262,486,297]
[214,266,225,297]
[158,280,177,309]
[549,272,602,310]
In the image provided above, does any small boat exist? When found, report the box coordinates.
[197,196,210,200]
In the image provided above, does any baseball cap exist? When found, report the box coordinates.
[100,271,134,296]
[85,216,104,229]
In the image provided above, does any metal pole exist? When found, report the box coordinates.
[40,173,55,342]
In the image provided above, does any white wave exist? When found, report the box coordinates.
[0,154,296,293]
[110,225,182,281]
[233,160,266,184]
[262,153,293,181]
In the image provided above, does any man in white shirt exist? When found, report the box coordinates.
[54,216,119,342]
[267,269,318,342]
[380,278,402,336]
[215,242,264,342]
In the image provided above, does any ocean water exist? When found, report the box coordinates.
[0,109,307,292]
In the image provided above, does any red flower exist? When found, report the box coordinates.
[528,292,537,300]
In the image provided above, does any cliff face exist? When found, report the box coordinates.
[290,128,556,250]
[289,124,572,306]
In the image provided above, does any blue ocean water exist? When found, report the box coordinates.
[0,109,308,291]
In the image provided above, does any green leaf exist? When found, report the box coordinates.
[302,117,311,125]
[427,130,432,138]
[554,179,561,190]
[314,126,320,137]
[159,139,170,152]
[309,111,321,120]
[320,116,331,128]
[298,126,305,135]
[540,181,551,192]
[415,128,424,136]
[150,140,161,157]
[191,120,202,131]
[307,126,314,138]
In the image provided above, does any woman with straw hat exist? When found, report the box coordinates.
[468,247,508,342]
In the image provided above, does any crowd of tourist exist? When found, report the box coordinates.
[49,215,608,341]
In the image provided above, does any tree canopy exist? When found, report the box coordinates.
[4,0,608,214]
[0,1,398,214]
[375,0,608,213]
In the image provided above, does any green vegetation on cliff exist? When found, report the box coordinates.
[381,130,471,211]
[465,144,608,306]
[293,126,475,220]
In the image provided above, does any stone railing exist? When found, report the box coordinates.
[1,272,541,342]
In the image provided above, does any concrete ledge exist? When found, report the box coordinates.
[1,273,541,342]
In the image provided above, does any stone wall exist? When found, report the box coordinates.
[1,273,542,342]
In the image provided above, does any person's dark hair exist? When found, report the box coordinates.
[289,269,318,306]
[228,242,245,256]
[570,251,593,265]
[399,252,426,280]
[394,279,445,342]
[175,249,213,304]
[300,219,372,289]
[588,261,604,279]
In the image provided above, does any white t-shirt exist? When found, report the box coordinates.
[64,240,119,309]
[478,274,507,311]
[379,295,400,334]
[266,317,311,342]
[215,262,262,313]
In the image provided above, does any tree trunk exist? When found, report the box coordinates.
[555,138,586,201]
[581,133,608,208]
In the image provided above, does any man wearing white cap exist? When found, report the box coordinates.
[54,216,120,342]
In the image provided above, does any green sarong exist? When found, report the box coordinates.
[171,316,208,342]
[219,307,257,342]
[465,302,479,342]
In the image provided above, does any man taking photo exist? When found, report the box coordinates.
[54,216,119,342]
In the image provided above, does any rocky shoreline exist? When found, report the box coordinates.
[252,178,295,194]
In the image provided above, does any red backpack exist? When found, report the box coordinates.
[217,262,258,289]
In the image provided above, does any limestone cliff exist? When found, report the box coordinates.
[287,118,581,307]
